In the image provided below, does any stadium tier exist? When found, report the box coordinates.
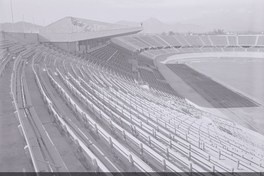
[234,47,246,52]
[147,49,166,55]
[140,51,156,59]
[158,35,182,46]
[153,69,166,80]
[199,36,213,46]
[191,48,202,52]
[257,36,264,46]
[166,64,259,108]
[174,35,190,46]
[0,39,17,49]
[122,36,150,48]
[222,47,234,52]
[137,53,156,67]
[8,44,26,54]
[136,36,164,47]
[163,48,177,53]
[246,48,259,52]
[1,33,264,174]
[151,35,170,46]
[113,35,264,53]
[139,68,180,96]
[227,36,238,46]
[211,47,223,52]
[184,36,204,46]
[209,36,228,46]
[179,48,194,53]
[200,47,213,52]
[238,36,257,46]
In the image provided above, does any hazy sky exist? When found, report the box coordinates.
[0,0,263,27]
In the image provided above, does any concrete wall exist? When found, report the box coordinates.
[51,37,111,54]
[51,42,78,54]
[39,27,142,42]
[164,51,264,64]
[0,32,5,40]
[2,32,39,44]
[1,27,142,54]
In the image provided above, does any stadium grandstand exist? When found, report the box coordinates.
[1,15,264,174]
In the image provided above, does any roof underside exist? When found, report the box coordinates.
[41,17,136,34]
[39,17,143,42]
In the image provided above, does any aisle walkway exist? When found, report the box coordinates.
[0,58,32,172]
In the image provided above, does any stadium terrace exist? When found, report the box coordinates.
[0,16,264,174]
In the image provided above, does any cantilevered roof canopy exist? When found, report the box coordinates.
[39,17,143,42]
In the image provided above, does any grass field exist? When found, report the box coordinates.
[187,57,264,105]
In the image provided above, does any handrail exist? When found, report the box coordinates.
[51,68,157,172]
[32,63,111,173]
[55,68,186,172]
[10,54,44,172]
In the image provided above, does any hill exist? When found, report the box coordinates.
[116,17,206,34]
[115,21,141,28]
[0,22,43,33]
[116,16,264,34]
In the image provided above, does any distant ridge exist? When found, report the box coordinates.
[115,21,141,28]
[40,16,131,34]
[116,17,206,34]
[0,22,43,33]
[116,17,264,33]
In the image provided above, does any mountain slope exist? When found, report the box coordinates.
[0,22,43,33]
[116,17,206,33]
[116,16,264,33]
[115,21,141,28]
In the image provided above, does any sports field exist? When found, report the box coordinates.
[187,57,264,105]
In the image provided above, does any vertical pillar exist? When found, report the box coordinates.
[148,136,151,147]
[14,111,19,121]
[24,145,29,158]
[129,154,134,167]
[156,125,159,132]
[108,137,113,148]
[162,159,166,171]
[119,117,123,126]
[92,159,99,172]
[63,125,68,136]
[211,165,215,172]
[94,124,98,135]
[75,139,82,152]
[110,120,114,134]
[189,163,193,172]
[152,129,156,138]
[140,143,143,155]
[169,140,172,148]
[166,147,169,159]
[122,130,126,141]
[18,124,23,137]
[133,125,137,136]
